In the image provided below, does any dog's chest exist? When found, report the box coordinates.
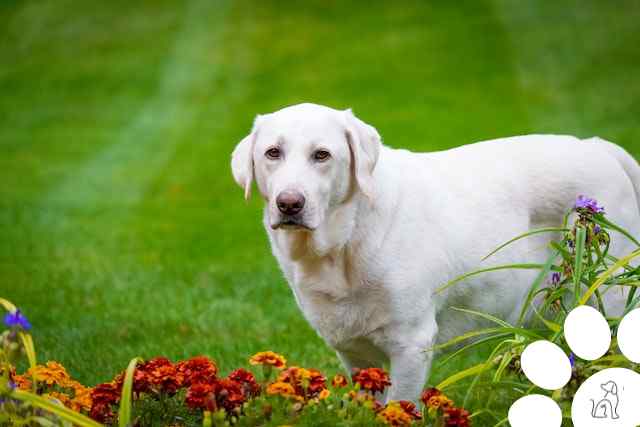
[290,257,390,349]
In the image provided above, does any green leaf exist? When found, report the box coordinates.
[437,264,546,294]
[517,250,560,325]
[594,216,640,247]
[436,362,491,390]
[580,249,640,305]
[450,307,512,328]
[481,227,568,261]
[119,357,142,427]
[12,390,102,427]
[573,226,587,302]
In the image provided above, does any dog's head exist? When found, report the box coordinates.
[231,103,381,231]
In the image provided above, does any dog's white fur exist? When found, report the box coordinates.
[231,103,640,402]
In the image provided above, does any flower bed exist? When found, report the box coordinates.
[1,317,470,426]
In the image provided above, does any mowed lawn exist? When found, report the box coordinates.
[1,0,639,396]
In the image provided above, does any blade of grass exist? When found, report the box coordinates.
[0,297,17,312]
[573,226,587,303]
[436,362,491,390]
[517,250,560,325]
[119,357,142,427]
[437,264,546,294]
[437,333,513,367]
[428,327,543,352]
[481,227,568,261]
[594,216,640,247]
[580,249,640,305]
[450,307,512,328]
[12,390,102,427]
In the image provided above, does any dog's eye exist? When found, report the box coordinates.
[313,150,331,162]
[265,148,281,160]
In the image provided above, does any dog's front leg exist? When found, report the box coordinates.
[387,346,432,403]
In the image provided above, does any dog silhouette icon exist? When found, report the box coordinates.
[591,381,620,420]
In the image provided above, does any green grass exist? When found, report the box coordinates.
[1,0,639,403]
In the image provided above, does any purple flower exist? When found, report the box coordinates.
[3,309,31,331]
[569,352,576,368]
[594,224,602,235]
[575,195,605,214]
[550,272,561,286]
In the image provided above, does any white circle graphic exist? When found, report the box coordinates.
[508,394,562,427]
[571,367,640,427]
[617,308,640,363]
[564,305,611,360]
[521,340,572,390]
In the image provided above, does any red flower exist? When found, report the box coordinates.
[398,400,422,420]
[89,383,120,423]
[421,387,442,405]
[352,368,391,394]
[228,368,260,398]
[176,356,218,386]
[443,407,472,427]
[185,381,215,410]
[215,378,246,413]
[149,362,183,394]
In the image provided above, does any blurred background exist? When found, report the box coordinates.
[1,0,639,386]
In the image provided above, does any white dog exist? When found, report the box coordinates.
[231,103,640,402]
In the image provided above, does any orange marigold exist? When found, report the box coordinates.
[398,400,422,420]
[377,401,414,426]
[176,356,218,386]
[443,407,471,427]
[266,381,302,401]
[67,381,93,412]
[331,374,348,388]
[420,387,442,405]
[277,366,326,399]
[47,391,71,407]
[352,368,391,394]
[249,351,286,369]
[12,373,31,390]
[27,361,72,387]
[427,395,453,410]
[318,389,331,400]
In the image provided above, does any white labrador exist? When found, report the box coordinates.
[231,103,640,402]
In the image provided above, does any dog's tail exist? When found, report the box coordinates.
[587,137,640,215]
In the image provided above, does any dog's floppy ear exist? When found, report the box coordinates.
[343,109,381,200]
[231,115,262,200]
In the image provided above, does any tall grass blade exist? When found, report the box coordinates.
[437,264,545,294]
[12,390,102,427]
[573,226,587,303]
[119,357,142,427]
[0,297,17,312]
[450,307,512,328]
[436,362,490,390]
[580,249,640,305]
[594,216,640,247]
[516,250,560,325]
[481,227,568,261]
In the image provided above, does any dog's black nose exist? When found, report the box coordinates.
[276,190,305,215]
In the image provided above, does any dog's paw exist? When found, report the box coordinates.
[508,306,640,427]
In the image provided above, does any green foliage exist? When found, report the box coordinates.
[435,203,640,426]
